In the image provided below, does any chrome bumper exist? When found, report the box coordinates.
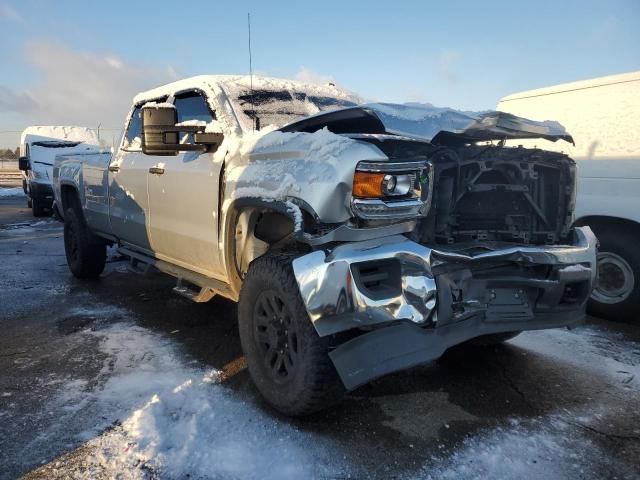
[293,227,597,389]
[293,227,597,337]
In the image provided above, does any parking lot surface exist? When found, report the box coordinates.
[1,194,639,479]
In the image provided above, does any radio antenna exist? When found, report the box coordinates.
[247,12,258,131]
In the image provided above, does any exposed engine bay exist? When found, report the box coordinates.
[282,104,577,247]
[421,144,576,245]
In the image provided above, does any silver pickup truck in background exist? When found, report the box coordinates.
[17,126,100,217]
[53,75,597,416]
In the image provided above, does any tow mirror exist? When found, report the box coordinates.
[18,156,30,171]
[141,103,223,156]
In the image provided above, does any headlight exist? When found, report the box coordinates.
[351,161,433,220]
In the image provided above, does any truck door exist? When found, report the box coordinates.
[146,90,225,279]
[108,102,165,254]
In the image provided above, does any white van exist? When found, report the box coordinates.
[497,71,640,322]
[18,126,101,216]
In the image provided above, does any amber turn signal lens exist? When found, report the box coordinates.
[352,171,385,198]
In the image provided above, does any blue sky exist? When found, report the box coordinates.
[0,0,638,147]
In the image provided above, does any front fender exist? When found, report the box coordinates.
[224,129,389,224]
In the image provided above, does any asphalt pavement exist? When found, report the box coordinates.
[1,193,639,479]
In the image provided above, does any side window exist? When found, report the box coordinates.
[175,91,215,123]
[122,96,167,150]
[174,91,216,145]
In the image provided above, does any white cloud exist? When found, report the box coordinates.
[0,3,21,22]
[104,56,124,70]
[0,40,179,137]
[436,49,462,85]
[295,67,336,86]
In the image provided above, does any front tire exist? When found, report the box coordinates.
[588,230,639,323]
[64,207,106,279]
[238,254,343,416]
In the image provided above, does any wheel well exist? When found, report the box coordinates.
[225,205,310,297]
[235,208,297,270]
[60,185,81,213]
[574,215,640,237]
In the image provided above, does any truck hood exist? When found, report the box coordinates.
[280,102,574,146]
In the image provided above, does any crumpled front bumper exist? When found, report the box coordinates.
[292,226,597,390]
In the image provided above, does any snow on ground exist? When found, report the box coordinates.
[41,307,351,479]
[29,299,639,479]
[0,218,58,232]
[514,326,640,391]
[0,187,25,197]
[412,327,640,480]
[417,416,604,480]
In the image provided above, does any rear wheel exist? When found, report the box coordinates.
[589,230,639,323]
[238,253,343,416]
[64,207,106,279]
[31,197,46,217]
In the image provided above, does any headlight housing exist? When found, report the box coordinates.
[351,161,433,220]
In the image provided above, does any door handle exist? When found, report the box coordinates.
[148,167,165,175]
[108,165,120,173]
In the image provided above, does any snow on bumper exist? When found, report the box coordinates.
[292,227,598,389]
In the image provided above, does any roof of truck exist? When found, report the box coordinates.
[500,71,640,103]
[20,126,100,146]
[133,74,361,105]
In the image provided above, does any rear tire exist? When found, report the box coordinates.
[588,230,639,323]
[238,253,344,416]
[64,207,106,279]
[31,197,46,217]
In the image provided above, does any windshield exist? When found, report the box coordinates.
[233,88,358,130]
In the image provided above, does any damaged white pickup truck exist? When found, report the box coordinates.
[53,75,597,415]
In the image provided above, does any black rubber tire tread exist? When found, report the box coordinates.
[470,331,521,346]
[588,229,640,323]
[238,253,344,416]
[64,207,106,279]
[31,197,46,217]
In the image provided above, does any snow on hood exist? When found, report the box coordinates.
[366,103,573,144]
[281,102,574,145]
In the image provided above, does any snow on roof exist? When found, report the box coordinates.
[500,71,640,102]
[133,75,363,135]
[20,126,100,146]
[133,74,361,105]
